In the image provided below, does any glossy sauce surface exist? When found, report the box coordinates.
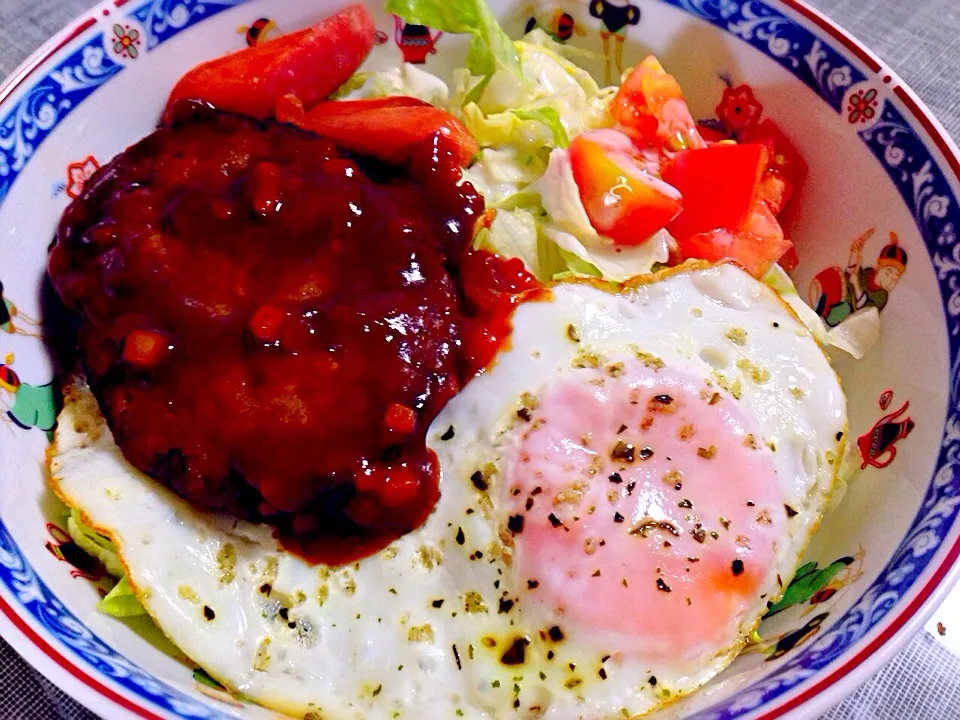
[49,102,536,564]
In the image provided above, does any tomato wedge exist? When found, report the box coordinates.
[298,104,478,167]
[568,131,682,245]
[677,193,793,278]
[662,143,767,241]
[611,56,706,151]
[164,4,375,122]
[738,118,806,213]
[678,228,792,278]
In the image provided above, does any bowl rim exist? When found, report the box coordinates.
[0,0,958,718]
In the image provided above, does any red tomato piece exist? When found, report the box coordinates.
[164,4,375,122]
[697,124,732,145]
[678,229,792,278]
[302,105,478,167]
[661,143,767,241]
[739,118,807,212]
[611,56,706,151]
[306,96,430,117]
[568,132,683,245]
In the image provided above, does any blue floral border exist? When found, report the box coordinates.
[0,0,958,718]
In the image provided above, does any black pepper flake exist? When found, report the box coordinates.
[547,650,555,660]
[611,440,635,463]
[470,471,489,491]
[614,512,625,523]
[499,598,515,614]
[548,513,563,528]
[649,676,658,686]
[288,621,296,629]
[568,662,576,671]
[500,637,529,666]
[259,583,272,595]
[678,499,693,509]
[548,626,564,642]
[636,447,653,461]
[692,526,706,543]
[626,481,636,494]
[653,394,673,406]
[532,486,543,495]
[592,569,601,577]
[508,514,525,534]
[599,668,608,680]
[517,407,532,422]
[656,578,672,593]
[609,472,623,484]
[432,599,444,608]
[785,504,799,518]
[773,322,780,328]
[441,425,455,441]
[453,644,462,670]
[455,527,465,545]
[203,606,215,621]
[617,424,628,434]
[527,579,539,589]
[278,607,289,621]
[525,497,534,511]
[747,500,756,507]
[732,559,744,576]
[836,431,844,441]
[602,654,610,663]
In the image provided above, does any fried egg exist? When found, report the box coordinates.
[50,262,846,718]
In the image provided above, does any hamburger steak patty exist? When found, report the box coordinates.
[48,101,485,563]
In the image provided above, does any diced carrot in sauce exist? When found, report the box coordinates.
[122,330,168,367]
[385,403,417,434]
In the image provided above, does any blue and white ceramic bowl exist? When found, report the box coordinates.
[0,0,958,717]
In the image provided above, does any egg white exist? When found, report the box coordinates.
[49,262,845,719]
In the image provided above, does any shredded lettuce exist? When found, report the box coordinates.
[98,576,147,618]
[335,64,449,105]
[511,107,568,148]
[475,208,541,277]
[384,0,520,78]
[460,147,546,201]
[761,264,880,359]
[66,509,124,578]
[65,509,146,619]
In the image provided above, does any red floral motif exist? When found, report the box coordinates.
[716,84,763,135]
[44,523,104,581]
[65,156,99,199]
[112,23,141,60]
[847,88,878,124]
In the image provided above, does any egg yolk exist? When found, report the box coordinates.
[503,357,786,668]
